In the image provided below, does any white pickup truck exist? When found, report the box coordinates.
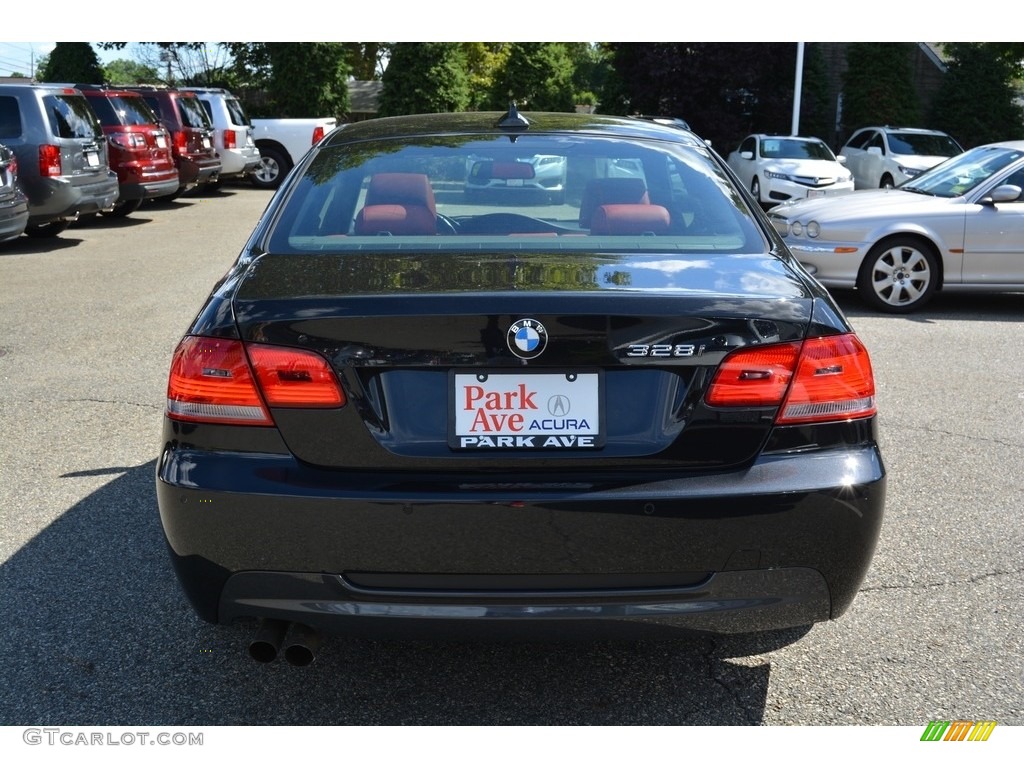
[249,117,339,189]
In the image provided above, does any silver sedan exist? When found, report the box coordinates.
[768,140,1024,312]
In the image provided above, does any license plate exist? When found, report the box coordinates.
[84,151,99,168]
[450,372,602,450]
[202,137,211,149]
[155,136,167,148]
[505,178,525,187]
[807,189,825,198]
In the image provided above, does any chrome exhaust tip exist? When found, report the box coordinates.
[283,623,322,667]
[248,618,289,663]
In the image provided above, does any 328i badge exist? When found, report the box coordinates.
[157,107,885,665]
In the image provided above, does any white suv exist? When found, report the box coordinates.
[840,126,963,189]
[190,87,261,184]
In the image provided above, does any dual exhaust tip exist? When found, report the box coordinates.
[248,619,322,666]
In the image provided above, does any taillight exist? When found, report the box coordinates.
[777,335,876,424]
[247,344,344,408]
[705,342,801,408]
[166,336,345,426]
[311,125,325,145]
[39,144,61,177]
[705,334,876,424]
[109,132,147,150]
[8,154,17,179]
[223,129,236,149]
[167,337,271,425]
[173,130,187,151]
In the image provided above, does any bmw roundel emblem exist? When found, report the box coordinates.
[507,318,548,360]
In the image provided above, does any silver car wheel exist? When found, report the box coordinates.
[251,146,291,190]
[858,238,938,313]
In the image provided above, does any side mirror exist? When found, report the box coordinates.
[867,146,883,157]
[979,184,1022,205]
[836,154,847,165]
[740,150,753,160]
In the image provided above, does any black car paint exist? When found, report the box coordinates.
[157,112,885,643]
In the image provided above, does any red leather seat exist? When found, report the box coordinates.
[355,173,437,235]
[578,178,650,228]
[590,204,671,235]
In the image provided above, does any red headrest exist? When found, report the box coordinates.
[365,173,436,216]
[578,177,650,227]
[590,204,671,235]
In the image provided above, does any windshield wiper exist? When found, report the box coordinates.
[899,185,937,196]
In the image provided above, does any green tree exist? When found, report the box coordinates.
[462,43,509,110]
[103,58,160,85]
[40,42,104,83]
[929,43,1024,148]
[378,43,471,116]
[263,43,350,118]
[600,43,801,150]
[841,43,920,137]
[344,43,388,81]
[488,43,576,112]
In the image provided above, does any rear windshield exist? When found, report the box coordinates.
[225,97,250,127]
[267,133,764,256]
[86,94,159,127]
[177,96,211,130]
[43,94,100,139]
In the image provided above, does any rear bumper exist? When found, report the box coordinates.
[175,156,221,187]
[218,567,832,635]
[26,173,119,224]
[117,168,181,201]
[218,147,261,177]
[157,438,886,634]
[0,193,29,241]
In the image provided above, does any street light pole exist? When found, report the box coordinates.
[792,42,805,136]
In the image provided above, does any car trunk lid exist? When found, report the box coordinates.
[230,250,814,471]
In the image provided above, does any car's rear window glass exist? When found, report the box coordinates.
[177,96,211,130]
[140,96,162,120]
[225,98,250,127]
[107,95,158,126]
[0,97,21,138]
[268,134,764,255]
[43,94,99,139]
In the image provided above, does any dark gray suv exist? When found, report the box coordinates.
[0,83,119,237]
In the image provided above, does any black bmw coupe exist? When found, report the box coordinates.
[157,108,885,665]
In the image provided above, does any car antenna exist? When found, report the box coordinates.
[498,102,530,142]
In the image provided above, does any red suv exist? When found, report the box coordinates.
[122,86,221,198]
[76,85,179,216]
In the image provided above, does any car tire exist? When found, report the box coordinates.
[251,147,291,190]
[751,177,761,202]
[880,174,895,189]
[857,237,939,313]
[101,198,143,218]
[24,220,70,238]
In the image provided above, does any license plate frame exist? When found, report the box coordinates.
[449,370,604,450]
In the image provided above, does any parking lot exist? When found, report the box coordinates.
[0,185,1021,726]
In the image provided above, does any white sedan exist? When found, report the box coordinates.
[727,134,855,208]
[768,140,1024,312]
